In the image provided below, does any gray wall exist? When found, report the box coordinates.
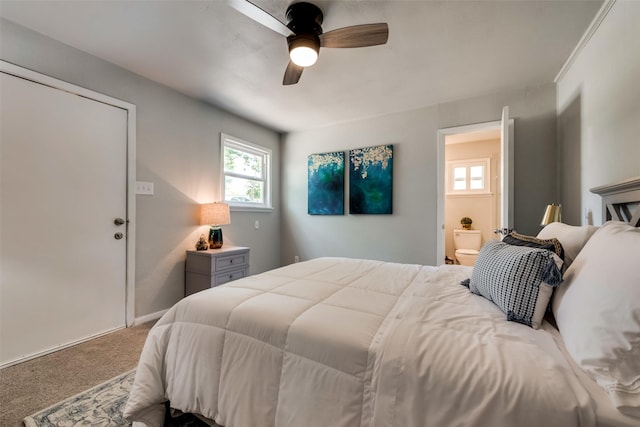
[281,83,558,266]
[556,0,640,225]
[8,0,630,318]
[1,19,282,319]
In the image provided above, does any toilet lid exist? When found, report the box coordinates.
[456,249,479,255]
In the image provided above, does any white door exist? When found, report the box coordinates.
[500,106,514,235]
[0,70,129,366]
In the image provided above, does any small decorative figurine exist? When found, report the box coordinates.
[195,234,209,251]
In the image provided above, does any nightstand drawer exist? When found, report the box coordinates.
[215,267,249,285]
[216,253,248,271]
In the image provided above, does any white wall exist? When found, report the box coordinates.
[556,0,640,225]
[0,19,282,319]
[282,84,558,266]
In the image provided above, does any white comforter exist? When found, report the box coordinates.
[124,257,596,427]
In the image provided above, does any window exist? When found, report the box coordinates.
[221,133,272,209]
[446,158,491,195]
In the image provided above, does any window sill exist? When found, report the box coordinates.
[229,205,274,213]
[446,192,494,198]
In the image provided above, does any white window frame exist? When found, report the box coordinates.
[446,158,491,195]
[221,133,272,211]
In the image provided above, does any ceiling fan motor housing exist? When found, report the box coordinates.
[286,2,323,36]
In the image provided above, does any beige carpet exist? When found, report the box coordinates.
[0,321,154,426]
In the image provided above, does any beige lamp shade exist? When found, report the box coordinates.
[541,204,562,226]
[200,202,231,226]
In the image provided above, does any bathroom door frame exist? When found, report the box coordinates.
[436,107,514,265]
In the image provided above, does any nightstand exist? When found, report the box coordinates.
[185,246,250,296]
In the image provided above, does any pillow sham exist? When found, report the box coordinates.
[465,240,563,329]
[502,231,564,259]
[552,221,640,417]
[536,222,598,267]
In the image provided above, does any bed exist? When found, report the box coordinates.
[124,177,640,427]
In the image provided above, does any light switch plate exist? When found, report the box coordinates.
[136,181,154,195]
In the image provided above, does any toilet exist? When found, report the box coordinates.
[453,229,482,266]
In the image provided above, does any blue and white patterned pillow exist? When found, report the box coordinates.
[465,240,563,329]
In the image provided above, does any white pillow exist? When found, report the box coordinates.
[552,221,640,417]
[537,222,598,267]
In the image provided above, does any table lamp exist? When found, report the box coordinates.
[200,202,231,249]
[541,204,562,226]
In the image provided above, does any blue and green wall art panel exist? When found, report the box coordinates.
[308,151,345,215]
[349,144,393,214]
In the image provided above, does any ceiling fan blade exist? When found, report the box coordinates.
[320,23,389,48]
[283,61,304,85]
[227,0,292,37]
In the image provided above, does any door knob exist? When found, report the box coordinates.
[114,232,124,240]
[114,218,126,226]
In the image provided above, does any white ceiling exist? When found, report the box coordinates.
[1,0,603,133]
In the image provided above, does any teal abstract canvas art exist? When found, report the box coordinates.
[308,151,345,215]
[349,144,393,214]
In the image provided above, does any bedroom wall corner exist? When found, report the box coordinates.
[0,19,282,318]
[555,0,640,225]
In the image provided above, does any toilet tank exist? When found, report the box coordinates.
[453,229,482,250]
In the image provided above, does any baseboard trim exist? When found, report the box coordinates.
[0,326,125,369]
[1,309,168,369]
[134,309,169,326]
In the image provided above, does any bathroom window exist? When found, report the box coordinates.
[446,158,491,195]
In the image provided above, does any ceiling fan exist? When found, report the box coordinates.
[227,0,389,85]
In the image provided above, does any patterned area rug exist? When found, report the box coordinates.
[23,370,210,426]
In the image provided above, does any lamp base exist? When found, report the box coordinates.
[209,226,223,249]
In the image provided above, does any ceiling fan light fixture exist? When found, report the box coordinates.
[290,46,318,67]
[288,35,319,67]
[228,1,389,85]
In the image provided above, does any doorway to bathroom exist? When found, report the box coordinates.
[436,107,514,265]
